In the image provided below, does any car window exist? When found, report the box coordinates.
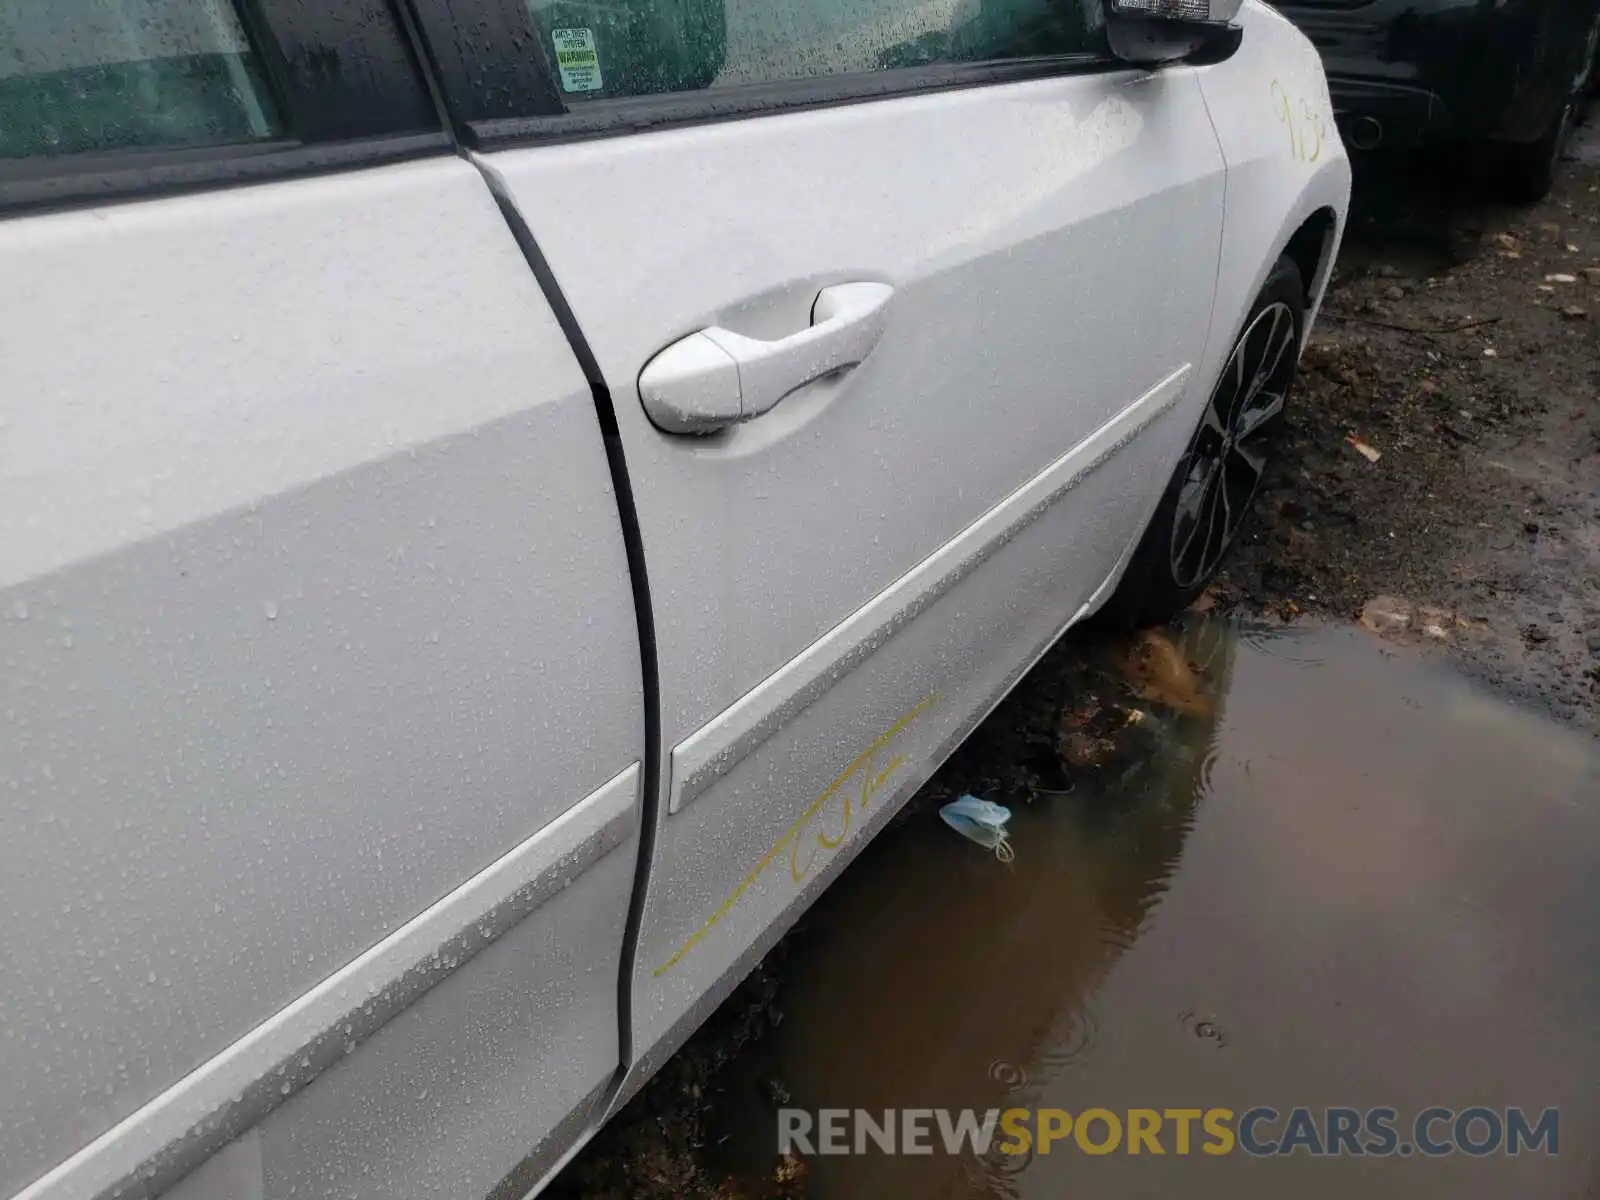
[0,0,281,159]
[525,0,1105,100]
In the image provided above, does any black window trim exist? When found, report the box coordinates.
[462,53,1123,149]
[0,134,454,216]
[403,0,1123,152]
[0,0,453,217]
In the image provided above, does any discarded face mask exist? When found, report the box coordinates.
[939,794,1015,862]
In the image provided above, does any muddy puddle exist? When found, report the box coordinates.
[698,618,1600,1198]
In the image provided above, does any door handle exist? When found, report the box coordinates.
[638,282,894,434]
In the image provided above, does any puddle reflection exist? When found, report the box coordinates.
[707,618,1600,1198]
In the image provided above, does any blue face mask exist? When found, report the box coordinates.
[939,795,1015,862]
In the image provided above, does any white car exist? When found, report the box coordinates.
[0,0,1347,1194]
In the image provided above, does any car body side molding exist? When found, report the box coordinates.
[14,763,640,1200]
[668,363,1193,815]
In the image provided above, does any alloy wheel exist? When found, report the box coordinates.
[1169,301,1298,589]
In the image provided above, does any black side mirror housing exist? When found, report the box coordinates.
[1103,0,1245,65]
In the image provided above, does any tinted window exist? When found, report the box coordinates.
[0,0,281,159]
[524,0,1104,100]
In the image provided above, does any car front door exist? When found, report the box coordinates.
[416,0,1228,1105]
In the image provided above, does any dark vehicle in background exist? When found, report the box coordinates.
[1274,0,1600,199]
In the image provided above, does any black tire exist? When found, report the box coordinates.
[1492,105,1578,204]
[1100,255,1306,628]
[1492,11,1600,202]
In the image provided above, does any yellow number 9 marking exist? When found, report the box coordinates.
[1271,79,1298,160]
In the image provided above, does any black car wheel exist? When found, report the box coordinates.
[1496,9,1600,202]
[1099,256,1306,628]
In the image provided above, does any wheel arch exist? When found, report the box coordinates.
[1282,205,1339,309]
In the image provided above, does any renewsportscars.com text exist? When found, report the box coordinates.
[777,1106,1559,1158]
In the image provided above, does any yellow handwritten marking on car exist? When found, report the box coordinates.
[653,694,938,976]
[1271,79,1326,163]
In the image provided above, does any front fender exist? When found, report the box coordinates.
[1193,0,1352,403]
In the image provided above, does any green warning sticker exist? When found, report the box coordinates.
[552,28,602,93]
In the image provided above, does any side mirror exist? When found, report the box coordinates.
[1103,0,1244,66]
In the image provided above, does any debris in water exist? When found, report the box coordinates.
[1544,273,1577,284]
[772,1150,808,1192]
[1417,606,1452,640]
[1059,726,1108,770]
[939,795,1014,862]
[1360,594,1413,635]
[1116,628,1215,718]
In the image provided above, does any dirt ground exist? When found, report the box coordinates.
[547,132,1600,1200]
[1211,128,1600,730]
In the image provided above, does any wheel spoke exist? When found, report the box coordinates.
[1246,307,1294,400]
[1257,311,1295,395]
[1173,461,1222,578]
[1239,309,1274,397]
[1235,390,1285,441]
[1197,469,1227,576]
[1175,472,1214,562]
[1232,340,1246,399]
[1176,467,1210,528]
[1227,303,1283,423]
[1225,336,1252,426]
[1252,306,1284,392]
[1216,451,1233,535]
[1228,439,1266,487]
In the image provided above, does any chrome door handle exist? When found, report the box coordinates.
[638,282,894,434]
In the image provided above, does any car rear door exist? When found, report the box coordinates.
[0,4,643,1197]
[414,0,1228,1100]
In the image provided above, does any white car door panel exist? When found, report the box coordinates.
[208,769,638,1200]
[0,157,642,1199]
[481,68,1226,1095]
[608,363,1200,1103]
